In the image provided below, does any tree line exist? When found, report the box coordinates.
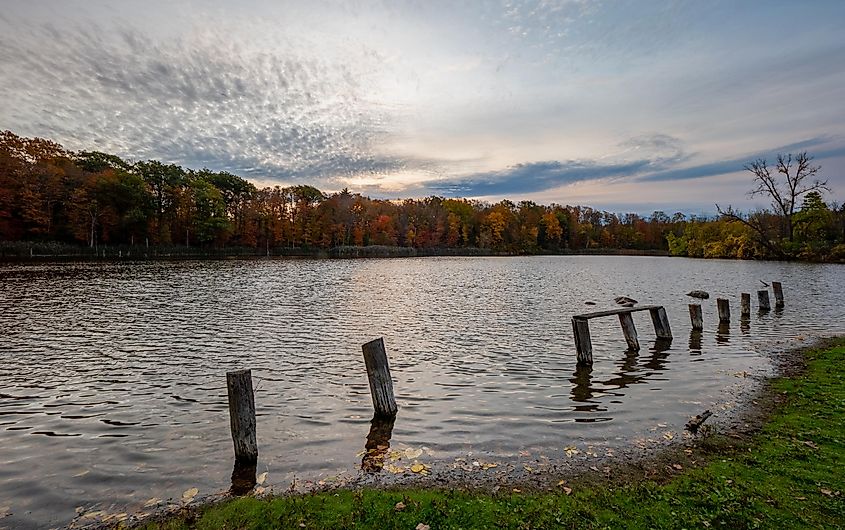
[1,131,843,260]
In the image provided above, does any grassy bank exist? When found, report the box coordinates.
[142,341,844,529]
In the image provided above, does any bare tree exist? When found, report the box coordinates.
[717,151,829,256]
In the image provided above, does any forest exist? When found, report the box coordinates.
[1,130,844,261]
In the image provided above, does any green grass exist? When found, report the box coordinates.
[144,341,845,529]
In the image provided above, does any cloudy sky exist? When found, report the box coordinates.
[2,0,844,213]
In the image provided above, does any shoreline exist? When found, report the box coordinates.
[0,244,670,263]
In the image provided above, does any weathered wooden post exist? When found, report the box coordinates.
[688,304,703,331]
[649,307,672,340]
[572,317,593,365]
[361,338,399,417]
[740,293,751,318]
[757,290,771,311]
[717,298,730,323]
[227,369,258,465]
[618,313,640,351]
[772,281,784,307]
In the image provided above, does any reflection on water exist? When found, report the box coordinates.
[1,256,844,529]
[230,462,257,495]
[689,330,703,353]
[362,415,396,473]
[716,322,731,344]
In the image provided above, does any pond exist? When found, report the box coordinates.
[1,256,843,528]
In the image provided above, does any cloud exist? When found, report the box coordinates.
[637,137,845,183]
[0,21,411,186]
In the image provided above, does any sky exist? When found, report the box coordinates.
[1,0,844,214]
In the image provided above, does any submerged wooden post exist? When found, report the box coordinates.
[227,369,258,465]
[572,317,593,365]
[618,312,640,351]
[758,290,771,311]
[649,307,672,340]
[717,298,730,322]
[772,281,784,307]
[688,304,703,331]
[361,338,398,417]
[740,293,751,318]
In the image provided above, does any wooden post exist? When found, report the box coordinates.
[688,304,703,331]
[717,298,730,322]
[649,307,672,340]
[618,312,640,351]
[740,293,751,318]
[227,369,258,465]
[758,290,771,311]
[572,317,593,366]
[772,281,784,307]
[361,338,398,417]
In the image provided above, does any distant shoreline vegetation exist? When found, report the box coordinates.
[1,131,843,263]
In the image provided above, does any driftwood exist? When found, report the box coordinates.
[685,410,713,434]
[686,290,709,299]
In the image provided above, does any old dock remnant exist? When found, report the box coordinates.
[740,293,751,318]
[362,337,399,417]
[717,298,730,323]
[758,289,771,312]
[772,281,784,307]
[227,369,258,465]
[572,305,672,366]
[689,304,703,331]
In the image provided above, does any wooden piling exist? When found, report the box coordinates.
[717,298,730,322]
[758,290,771,311]
[740,293,751,318]
[226,369,258,465]
[649,307,672,339]
[361,338,399,417]
[688,304,703,331]
[772,281,784,307]
[618,312,640,351]
[572,317,593,366]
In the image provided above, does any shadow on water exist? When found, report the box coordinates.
[361,415,396,473]
[230,461,257,495]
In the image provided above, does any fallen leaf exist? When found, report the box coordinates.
[663,432,674,441]
[563,486,573,495]
[802,440,819,450]
[564,446,579,458]
[394,501,406,512]
[410,464,426,473]
[416,524,430,530]
[182,487,198,502]
[557,480,566,486]
[405,448,423,459]
[257,472,268,485]
[481,462,498,470]
[143,497,161,508]
[512,488,521,493]
[820,488,833,497]
[255,486,266,495]
[672,464,683,471]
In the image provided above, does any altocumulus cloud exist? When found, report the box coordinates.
[0,22,411,185]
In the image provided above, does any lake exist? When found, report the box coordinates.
[1,256,843,528]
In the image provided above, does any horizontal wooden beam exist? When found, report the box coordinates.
[573,304,663,320]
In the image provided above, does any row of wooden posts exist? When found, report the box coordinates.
[225,337,398,470]
[691,281,784,330]
[225,282,785,472]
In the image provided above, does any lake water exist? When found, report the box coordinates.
[1,256,843,528]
